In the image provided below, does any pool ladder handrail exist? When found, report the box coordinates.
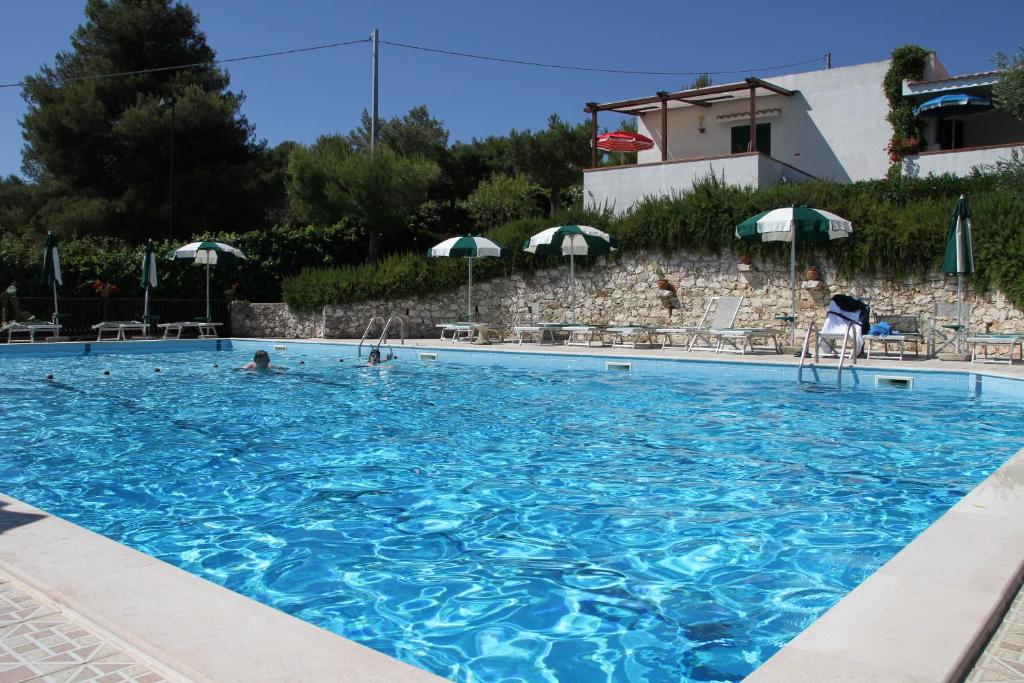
[797,320,858,387]
[357,315,386,357]
[376,314,406,353]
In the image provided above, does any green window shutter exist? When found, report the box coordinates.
[730,123,772,156]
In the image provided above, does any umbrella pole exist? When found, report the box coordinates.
[957,273,963,352]
[570,239,576,325]
[143,286,150,331]
[467,257,473,322]
[790,228,797,346]
[52,281,59,326]
[205,260,211,322]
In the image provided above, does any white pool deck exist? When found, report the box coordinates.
[4,336,1024,681]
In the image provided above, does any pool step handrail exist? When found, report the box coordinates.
[797,322,817,383]
[798,320,857,387]
[358,316,386,357]
[377,314,406,348]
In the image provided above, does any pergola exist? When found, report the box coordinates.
[584,77,796,166]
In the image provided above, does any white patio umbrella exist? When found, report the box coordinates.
[736,206,853,343]
[523,225,620,324]
[169,241,246,322]
[427,235,508,321]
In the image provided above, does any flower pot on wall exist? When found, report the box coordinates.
[805,266,821,281]
[738,254,752,266]
[656,278,676,292]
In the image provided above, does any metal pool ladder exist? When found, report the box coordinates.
[797,320,858,388]
[357,314,406,357]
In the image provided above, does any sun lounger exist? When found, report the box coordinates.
[655,299,715,349]
[816,295,869,360]
[563,324,606,347]
[92,320,148,341]
[436,322,475,342]
[606,325,655,348]
[967,334,1024,365]
[863,314,923,360]
[2,321,62,343]
[712,328,783,354]
[158,321,221,339]
[688,296,744,352]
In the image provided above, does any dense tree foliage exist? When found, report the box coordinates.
[994,44,1024,123]
[287,139,440,262]
[19,0,280,241]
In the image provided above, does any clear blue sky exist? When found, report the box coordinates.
[1,0,1022,177]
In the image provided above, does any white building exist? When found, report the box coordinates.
[583,54,1024,213]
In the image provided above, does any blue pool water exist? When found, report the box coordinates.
[1,345,1023,682]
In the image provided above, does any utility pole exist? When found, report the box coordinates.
[159,96,177,239]
[370,29,380,152]
[826,52,832,69]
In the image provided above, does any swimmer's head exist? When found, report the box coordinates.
[253,350,270,369]
[368,348,381,362]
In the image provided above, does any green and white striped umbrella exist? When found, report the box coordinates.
[736,206,853,343]
[169,241,246,322]
[140,240,158,327]
[428,235,508,322]
[523,225,620,324]
[40,232,62,324]
[942,194,974,328]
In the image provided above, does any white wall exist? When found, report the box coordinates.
[637,61,893,183]
[584,154,813,213]
[903,143,1024,178]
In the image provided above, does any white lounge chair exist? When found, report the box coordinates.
[92,320,148,341]
[563,324,606,347]
[606,324,655,348]
[688,296,743,352]
[816,296,869,360]
[2,321,62,343]
[863,314,923,360]
[436,322,475,343]
[655,299,715,349]
[158,321,221,339]
[512,304,565,345]
[967,334,1024,365]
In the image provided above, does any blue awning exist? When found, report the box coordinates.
[913,93,992,118]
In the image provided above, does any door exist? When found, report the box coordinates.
[731,123,771,155]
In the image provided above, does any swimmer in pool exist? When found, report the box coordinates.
[241,350,277,371]
[367,348,382,366]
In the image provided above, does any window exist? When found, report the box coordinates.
[731,123,771,156]
[939,120,965,150]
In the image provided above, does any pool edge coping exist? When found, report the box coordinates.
[0,494,447,683]
[744,445,1024,682]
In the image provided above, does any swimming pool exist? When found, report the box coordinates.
[1,341,1022,682]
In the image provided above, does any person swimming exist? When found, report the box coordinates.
[241,350,278,371]
[367,348,382,366]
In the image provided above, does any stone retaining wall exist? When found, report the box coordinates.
[230,250,1022,339]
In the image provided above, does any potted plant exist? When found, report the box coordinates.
[738,253,752,266]
[805,265,821,281]
[654,266,676,292]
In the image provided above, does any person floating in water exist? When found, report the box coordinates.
[241,350,281,371]
[367,348,394,366]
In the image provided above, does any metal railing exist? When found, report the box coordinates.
[798,320,858,388]
[357,316,386,357]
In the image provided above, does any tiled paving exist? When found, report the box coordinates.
[0,572,174,683]
[967,585,1024,682]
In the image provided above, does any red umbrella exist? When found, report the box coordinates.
[594,131,655,153]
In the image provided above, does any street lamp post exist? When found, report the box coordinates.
[159,96,177,240]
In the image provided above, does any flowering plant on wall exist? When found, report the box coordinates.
[90,279,118,298]
[884,136,923,163]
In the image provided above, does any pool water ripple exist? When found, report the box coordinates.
[2,349,1023,682]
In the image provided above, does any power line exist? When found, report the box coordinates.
[0,38,371,89]
[0,35,827,90]
[381,40,826,76]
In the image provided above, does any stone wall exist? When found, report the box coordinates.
[230,249,1023,339]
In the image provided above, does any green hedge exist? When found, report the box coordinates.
[281,172,1024,312]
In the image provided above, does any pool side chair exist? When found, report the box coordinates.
[929,301,971,356]
[2,321,62,343]
[436,322,475,343]
[563,324,607,347]
[606,324,655,348]
[688,296,744,352]
[863,314,923,360]
[967,333,1024,365]
[816,296,869,360]
[655,299,715,349]
[92,320,148,341]
[512,304,563,345]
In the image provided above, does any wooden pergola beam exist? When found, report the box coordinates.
[584,78,795,114]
